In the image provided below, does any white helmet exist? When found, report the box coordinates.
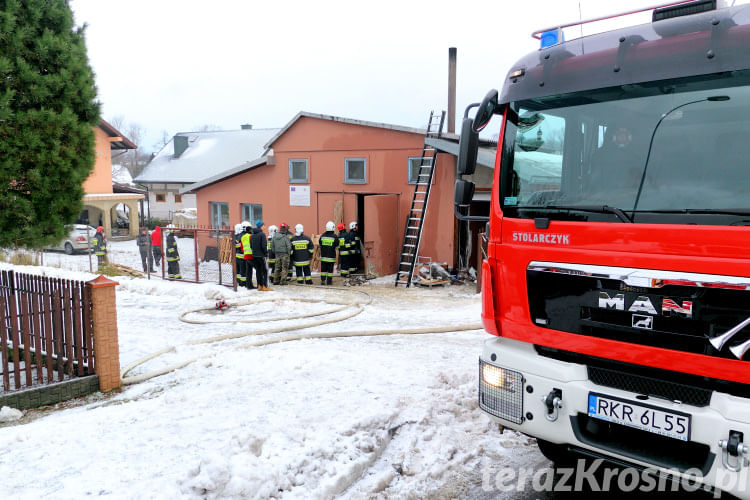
[295,223,304,236]
[234,223,242,235]
[349,221,357,230]
[325,221,335,232]
[241,220,251,230]
[268,225,278,237]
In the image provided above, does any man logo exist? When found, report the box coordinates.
[632,314,654,330]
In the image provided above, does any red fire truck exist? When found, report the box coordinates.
[455,0,750,496]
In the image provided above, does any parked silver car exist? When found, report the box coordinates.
[46,224,94,255]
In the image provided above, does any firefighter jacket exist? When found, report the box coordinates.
[166,232,180,261]
[241,229,253,260]
[349,229,360,255]
[234,233,243,259]
[93,232,106,256]
[319,230,339,263]
[250,228,268,258]
[267,238,275,262]
[271,231,292,254]
[291,233,314,266]
[338,230,349,256]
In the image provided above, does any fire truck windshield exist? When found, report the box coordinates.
[501,70,750,224]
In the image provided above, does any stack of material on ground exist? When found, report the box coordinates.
[218,236,234,264]
[416,263,453,287]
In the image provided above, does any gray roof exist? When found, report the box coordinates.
[425,137,497,168]
[180,155,273,194]
[264,111,428,149]
[135,128,280,184]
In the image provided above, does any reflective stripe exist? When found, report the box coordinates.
[320,257,336,263]
[294,261,310,266]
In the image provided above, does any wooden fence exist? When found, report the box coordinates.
[0,270,94,392]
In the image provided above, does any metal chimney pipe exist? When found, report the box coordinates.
[448,47,457,134]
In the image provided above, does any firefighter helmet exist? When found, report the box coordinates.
[325,221,335,232]
[96,226,104,233]
[234,223,242,235]
[349,221,357,230]
[268,225,278,236]
[295,223,304,236]
[337,222,345,231]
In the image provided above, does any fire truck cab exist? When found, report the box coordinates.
[456,1,750,496]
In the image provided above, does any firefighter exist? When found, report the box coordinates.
[234,223,246,288]
[166,229,182,279]
[272,222,292,285]
[240,220,254,289]
[348,221,360,275]
[251,220,270,291]
[337,222,349,278]
[267,225,277,283]
[93,226,107,271]
[319,221,339,285]
[286,225,295,282]
[291,223,314,285]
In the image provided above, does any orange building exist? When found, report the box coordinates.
[183,112,458,276]
[81,120,142,238]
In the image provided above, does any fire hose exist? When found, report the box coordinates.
[120,286,483,385]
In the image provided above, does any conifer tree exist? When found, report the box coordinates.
[0,0,100,248]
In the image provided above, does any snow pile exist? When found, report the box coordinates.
[0,243,539,498]
[0,406,23,423]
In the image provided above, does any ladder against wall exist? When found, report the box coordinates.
[395,110,446,287]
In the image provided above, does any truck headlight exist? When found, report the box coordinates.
[479,359,524,424]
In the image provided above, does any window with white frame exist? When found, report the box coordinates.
[241,203,263,224]
[345,158,366,184]
[289,159,309,183]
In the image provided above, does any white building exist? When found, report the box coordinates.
[135,125,279,222]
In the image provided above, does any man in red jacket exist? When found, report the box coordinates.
[151,226,162,267]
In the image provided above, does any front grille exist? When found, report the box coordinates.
[526,268,750,360]
[588,365,712,407]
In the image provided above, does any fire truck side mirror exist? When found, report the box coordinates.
[457,117,479,176]
[454,179,475,207]
[473,89,499,133]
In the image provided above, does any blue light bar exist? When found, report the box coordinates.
[540,29,564,48]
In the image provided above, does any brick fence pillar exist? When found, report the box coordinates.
[87,275,121,391]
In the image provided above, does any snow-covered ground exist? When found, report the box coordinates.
[0,243,544,499]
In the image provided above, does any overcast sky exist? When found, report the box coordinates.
[68,0,728,152]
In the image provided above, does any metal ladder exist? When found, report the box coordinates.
[395,110,446,287]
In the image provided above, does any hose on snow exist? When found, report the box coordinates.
[120,285,482,385]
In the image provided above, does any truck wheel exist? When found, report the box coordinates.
[64,242,74,255]
[536,439,576,467]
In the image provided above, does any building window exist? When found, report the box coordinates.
[210,202,229,230]
[408,157,435,185]
[241,203,263,224]
[155,193,166,202]
[289,159,308,183]
[345,158,366,184]
[174,193,182,203]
